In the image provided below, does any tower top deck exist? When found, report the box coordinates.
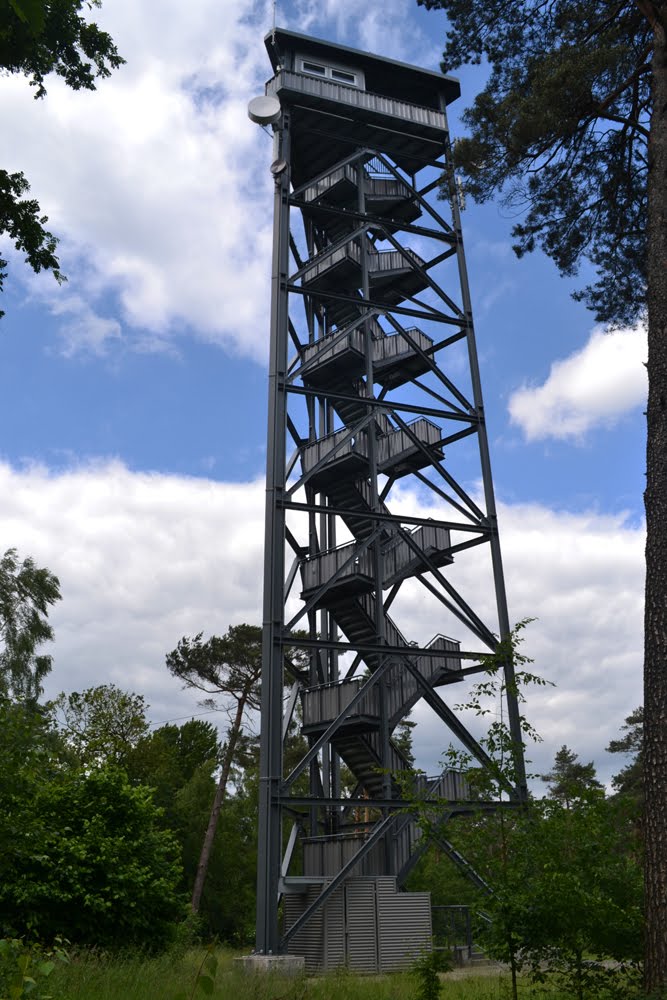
[264,28,460,109]
[264,28,459,182]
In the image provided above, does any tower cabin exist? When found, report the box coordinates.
[265,29,460,187]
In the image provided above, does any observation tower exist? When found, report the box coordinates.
[252,28,527,973]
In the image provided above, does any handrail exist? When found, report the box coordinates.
[266,70,448,130]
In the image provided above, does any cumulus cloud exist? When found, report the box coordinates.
[384,487,644,783]
[3,0,277,360]
[0,461,642,785]
[294,0,443,66]
[0,461,265,725]
[508,325,647,441]
[3,0,444,362]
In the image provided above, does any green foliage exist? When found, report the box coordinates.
[126,719,220,816]
[166,625,262,711]
[412,951,447,1000]
[393,716,417,767]
[0,171,64,319]
[49,684,150,768]
[0,702,57,885]
[0,0,124,98]
[441,795,643,999]
[541,745,604,809]
[174,946,219,1000]
[166,624,263,916]
[445,618,550,796]
[197,791,258,944]
[409,622,641,999]
[607,706,643,805]
[419,0,649,325]
[127,715,257,943]
[406,847,478,909]
[0,936,68,1000]
[0,548,61,704]
[46,946,569,1000]
[0,714,185,950]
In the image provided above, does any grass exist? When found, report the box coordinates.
[43,946,578,1000]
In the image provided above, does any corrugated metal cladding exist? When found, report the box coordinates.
[377,880,432,972]
[324,887,347,971]
[285,877,432,972]
[285,889,324,973]
[345,880,378,971]
[303,834,385,877]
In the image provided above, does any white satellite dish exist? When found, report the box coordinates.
[248,95,282,125]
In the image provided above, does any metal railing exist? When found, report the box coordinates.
[432,905,472,960]
[267,70,448,130]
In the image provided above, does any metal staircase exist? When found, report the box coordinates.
[294,168,464,882]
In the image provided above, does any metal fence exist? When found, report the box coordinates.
[432,904,472,960]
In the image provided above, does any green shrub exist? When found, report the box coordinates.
[0,767,185,950]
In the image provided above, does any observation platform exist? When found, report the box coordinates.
[265,28,459,184]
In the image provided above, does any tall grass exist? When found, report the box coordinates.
[46,946,573,1000]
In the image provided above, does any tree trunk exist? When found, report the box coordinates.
[191,696,246,914]
[644,6,667,994]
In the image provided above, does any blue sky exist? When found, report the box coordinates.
[0,0,646,785]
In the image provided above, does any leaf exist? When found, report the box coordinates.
[196,974,215,996]
[8,0,46,33]
[203,953,218,975]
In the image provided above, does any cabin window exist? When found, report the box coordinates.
[331,69,357,85]
[298,56,363,88]
[302,60,326,77]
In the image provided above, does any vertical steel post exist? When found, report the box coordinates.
[256,111,291,954]
[441,119,528,801]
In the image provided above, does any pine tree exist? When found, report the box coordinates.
[417,3,666,988]
[541,745,603,809]
[607,706,644,805]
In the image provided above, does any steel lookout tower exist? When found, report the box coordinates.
[253,28,527,973]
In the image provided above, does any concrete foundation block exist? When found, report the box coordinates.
[235,954,306,976]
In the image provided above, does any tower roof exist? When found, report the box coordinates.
[264,28,460,109]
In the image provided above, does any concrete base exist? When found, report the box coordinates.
[235,954,305,976]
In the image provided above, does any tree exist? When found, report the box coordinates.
[0,547,61,703]
[0,699,184,949]
[127,718,220,814]
[49,683,149,767]
[165,624,262,914]
[416,2,664,989]
[541,745,604,809]
[607,706,644,804]
[0,0,124,315]
[463,797,642,1000]
[0,700,56,896]
[3,766,184,948]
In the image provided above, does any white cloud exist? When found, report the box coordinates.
[0,461,642,785]
[4,0,276,361]
[508,325,647,441]
[294,0,443,65]
[0,460,265,725]
[3,0,450,362]
[49,293,123,357]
